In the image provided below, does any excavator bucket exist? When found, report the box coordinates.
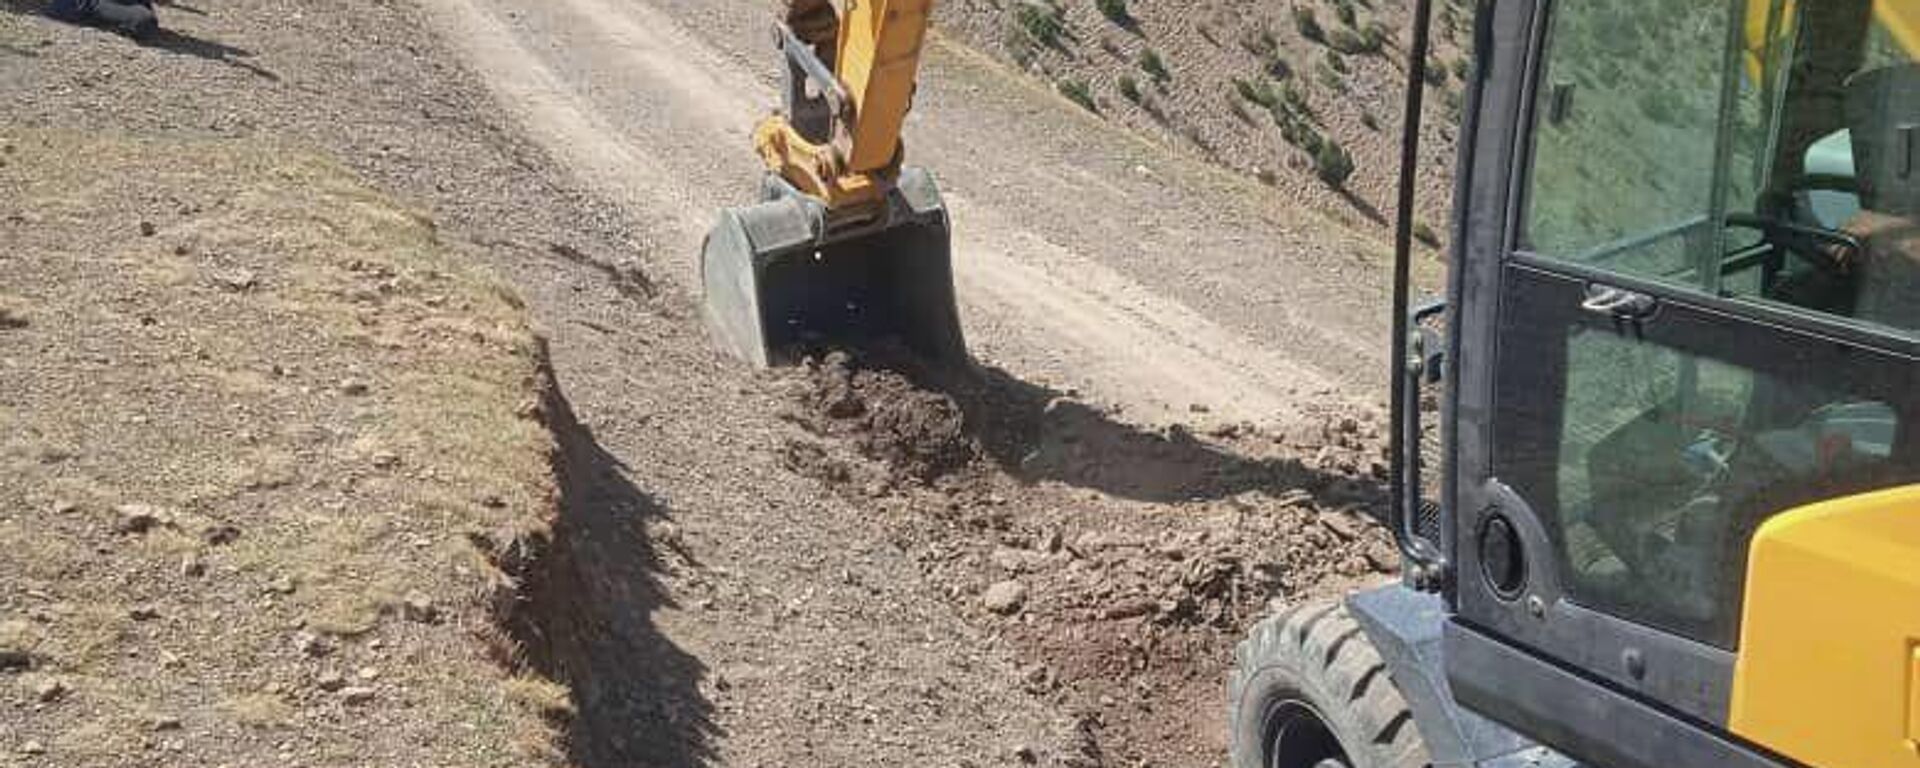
[701,168,969,368]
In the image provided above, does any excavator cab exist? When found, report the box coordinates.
[1231,2,1920,767]
[701,0,967,368]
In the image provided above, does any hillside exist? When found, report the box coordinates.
[935,0,1473,243]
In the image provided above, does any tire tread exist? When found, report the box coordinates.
[1227,599,1431,768]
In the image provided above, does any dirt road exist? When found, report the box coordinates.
[3,1,1406,766]
[422,0,1398,424]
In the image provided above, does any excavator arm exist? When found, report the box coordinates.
[755,0,933,211]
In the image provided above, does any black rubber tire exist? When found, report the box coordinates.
[1228,601,1430,768]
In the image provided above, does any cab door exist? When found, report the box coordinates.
[1443,1,1920,765]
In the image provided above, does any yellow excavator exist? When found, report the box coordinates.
[703,0,1919,767]
[1229,0,1920,767]
[700,0,965,368]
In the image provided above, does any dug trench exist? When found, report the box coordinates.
[482,348,717,768]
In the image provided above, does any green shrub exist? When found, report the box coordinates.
[1096,0,1131,25]
[1119,75,1143,103]
[1363,21,1392,50]
[1442,87,1464,121]
[1139,49,1170,82]
[1241,28,1279,58]
[1413,221,1441,247]
[1361,111,1380,130]
[1316,61,1347,92]
[1325,49,1348,73]
[1232,77,1280,110]
[1279,115,1323,153]
[1293,7,1324,43]
[1059,78,1097,112]
[1014,3,1066,49]
[1327,27,1379,55]
[1314,139,1355,186]
[1450,56,1469,81]
[1334,0,1357,27]
[1282,82,1312,116]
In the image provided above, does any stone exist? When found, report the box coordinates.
[340,687,376,706]
[129,605,160,621]
[0,620,37,669]
[294,632,332,658]
[265,576,296,595]
[337,380,369,396]
[19,740,45,755]
[315,670,346,692]
[114,504,167,534]
[211,269,258,292]
[1321,511,1364,541]
[201,523,241,546]
[1101,598,1156,620]
[33,678,67,703]
[152,715,182,731]
[981,580,1027,615]
[989,548,1041,574]
[400,592,438,624]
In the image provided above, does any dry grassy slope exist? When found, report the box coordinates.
[0,131,566,766]
[935,0,1472,241]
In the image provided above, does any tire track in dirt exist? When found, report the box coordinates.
[420,0,1332,423]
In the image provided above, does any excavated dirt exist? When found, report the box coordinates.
[782,350,1401,767]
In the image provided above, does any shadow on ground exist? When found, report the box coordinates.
[0,0,278,79]
[819,350,1385,509]
[501,367,718,768]
[963,365,1379,506]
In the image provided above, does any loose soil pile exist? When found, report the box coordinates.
[782,349,1400,767]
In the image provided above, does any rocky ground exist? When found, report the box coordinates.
[0,0,1413,766]
[0,129,564,765]
[773,349,1400,765]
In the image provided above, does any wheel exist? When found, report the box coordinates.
[1228,601,1430,768]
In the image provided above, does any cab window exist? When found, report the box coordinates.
[1500,0,1920,648]
[1527,0,1920,338]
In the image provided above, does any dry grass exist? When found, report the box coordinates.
[0,130,565,766]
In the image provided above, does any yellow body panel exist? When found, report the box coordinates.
[835,0,930,174]
[1730,484,1920,768]
[752,0,931,211]
[1881,0,1920,57]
